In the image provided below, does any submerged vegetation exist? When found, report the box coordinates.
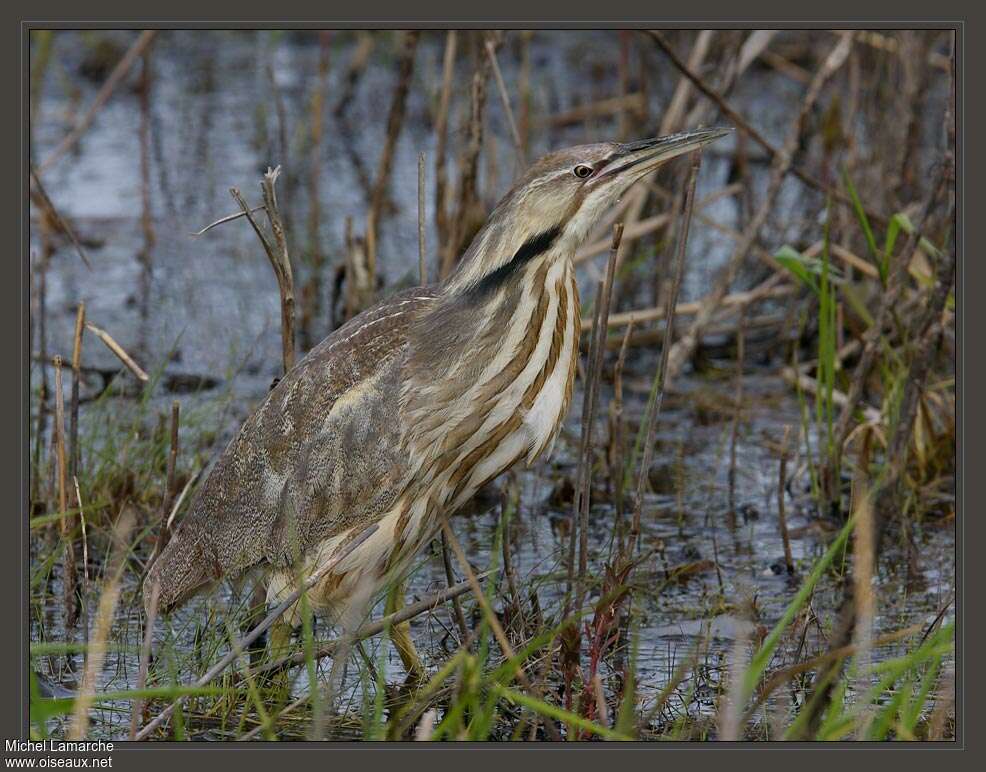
[29,29,955,741]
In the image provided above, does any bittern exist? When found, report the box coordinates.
[144,127,730,679]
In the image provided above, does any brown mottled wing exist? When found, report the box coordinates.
[149,286,438,611]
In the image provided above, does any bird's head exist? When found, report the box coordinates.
[447,127,731,293]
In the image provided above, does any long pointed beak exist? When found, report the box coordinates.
[596,127,732,181]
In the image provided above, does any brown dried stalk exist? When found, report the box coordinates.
[129,579,159,740]
[574,224,624,609]
[441,530,469,642]
[441,33,496,278]
[52,356,77,631]
[610,318,635,529]
[418,150,427,285]
[434,31,458,264]
[663,33,853,388]
[646,30,886,228]
[300,31,331,350]
[485,36,525,166]
[365,30,419,278]
[777,425,795,575]
[230,166,295,374]
[628,152,702,556]
[39,30,157,172]
[29,169,92,270]
[727,308,745,527]
[69,510,135,740]
[69,303,85,478]
[85,322,149,382]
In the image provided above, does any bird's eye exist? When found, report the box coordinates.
[573,164,593,179]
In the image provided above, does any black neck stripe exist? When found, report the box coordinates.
[469,225,563,296]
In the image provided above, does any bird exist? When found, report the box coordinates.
[144,127,730,679]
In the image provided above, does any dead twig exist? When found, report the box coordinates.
[85,322,149,382]
[434,31,458,265]
[645,30,886,228]
[485,36,525,167]
[574,224,624,611]
[69,304,85,478]
[40,31,157,172]
[29,170,92,270]
[365,30,419,280]
[663,33,853,388]
[777,425,795,575]
[628,151,702,557]
[69,511,135,740]
[230,166,296,374]
[418,151,427,285]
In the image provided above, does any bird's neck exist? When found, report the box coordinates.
[402,244,580,500]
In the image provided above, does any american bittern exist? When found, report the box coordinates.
[144,127,730,678]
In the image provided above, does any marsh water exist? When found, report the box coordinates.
[30,31,954,739]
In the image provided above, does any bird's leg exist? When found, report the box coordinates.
[263,619,296,703]
[269,619,295,659]
[385,579,425,682]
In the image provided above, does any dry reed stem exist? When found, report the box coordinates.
[441,33,494,277]
[592,673,609,727]
[68,511,135,740]
[333,32,374,117]
[485,36,525,167]
[593,277,795,333]
[544,93,646,129]
[646,30,887,228]
[418,151,427,285]
[69,303,85,478]
[832,177,948,456]
[72,475,91,656]
[129,579,159,740]
[439,518,525,681]
[415,708,438,741]
[84,322,149,382]
[663,33,853,388]
[229,166,296,374]
[29,170,93,270]
[518,31,532,155]
[850,479,876,739]
[52,356,76,631]
[566,276,604,609]
[433,31,458,262]
[192,205,266,237]
[717,604,752,741]
[501,479,523,631]
[165,468,199,531]
[781,367,880,424]
[438,514,557,739]
[573,183,741,266]
[441,530,470,643]
[628,151,702,556]
[727,308,745,527]
[300,31,331,350]
[39,30,157,172]
[574,224,624,610]
[365,30,419,277]
[610,318,635,527]
[777,425,795,574]
[135,523,379,740]
[149,401,180,566]
[746,620,927,719]
[660,30,714,135]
